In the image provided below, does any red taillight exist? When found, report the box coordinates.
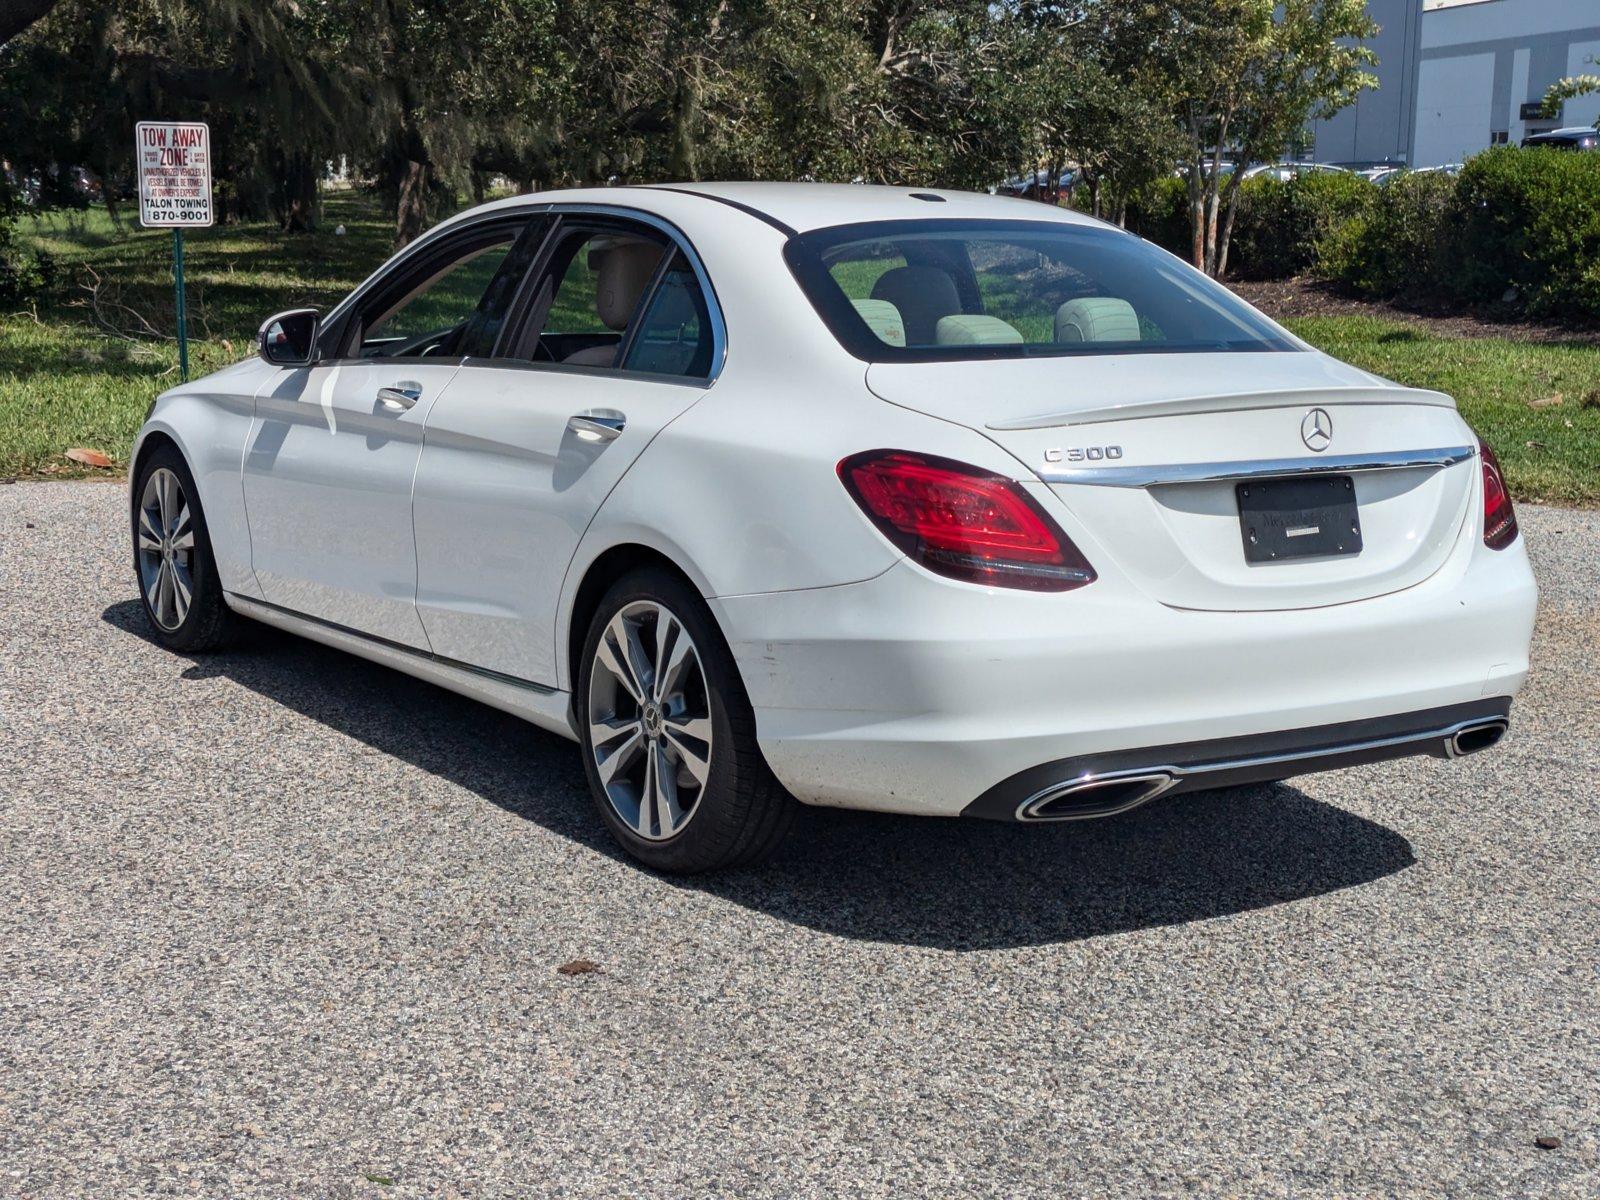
[838,450,1096,591]
[1478,436,1518,550]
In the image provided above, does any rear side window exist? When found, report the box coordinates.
[785,218,1299,362]
[622,252,714,378]
[507,217,719,381]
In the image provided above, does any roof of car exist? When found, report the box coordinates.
[643,182,1106,234]
[1526,127,1598,139]
[442,181,1112,246]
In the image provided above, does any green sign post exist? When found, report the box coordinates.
[172,229,189,380]
[135,121,212,382]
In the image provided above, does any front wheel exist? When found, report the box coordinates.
[577,568,795,873]
[131,444,239,653]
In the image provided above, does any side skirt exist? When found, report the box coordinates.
[225,593,580,742]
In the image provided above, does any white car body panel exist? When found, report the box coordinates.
[132,357,264,597]
[243,359,459,647]
[130,182,1538,823]
[717,483,1534,815]
[413,365,707,685]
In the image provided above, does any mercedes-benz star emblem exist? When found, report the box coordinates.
[1301,407,1333,452]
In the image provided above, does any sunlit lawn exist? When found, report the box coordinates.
[3,191,1597,503]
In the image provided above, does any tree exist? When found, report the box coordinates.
[1539,75,1600,126]
[0,0,355,230]
[0,0,62,45]
[1130,0,1375,276]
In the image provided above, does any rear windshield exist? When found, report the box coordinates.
[784,218,1299,362]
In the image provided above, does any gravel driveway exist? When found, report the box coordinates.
[2,480,1596,1199]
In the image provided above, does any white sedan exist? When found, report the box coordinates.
[130,183,1537,872]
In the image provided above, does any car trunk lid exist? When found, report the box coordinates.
[865,354,1477,612]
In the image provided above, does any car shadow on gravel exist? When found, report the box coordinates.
[105,600,1416,952]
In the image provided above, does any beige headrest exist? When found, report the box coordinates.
[590,240,664,330]
[1055,297,1140,343]
[851,298,906,347]
[934,314,1024,345]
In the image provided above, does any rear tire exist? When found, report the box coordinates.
[131,444,240,653]
[577,568,795,873]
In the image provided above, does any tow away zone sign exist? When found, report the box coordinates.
[136,121,213,227]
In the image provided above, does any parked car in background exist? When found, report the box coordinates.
[995,168,1082,203]
[1239,162,1351,182]
[1375,162,1461,188]
[128,183,1537,872]
[1331,160,1407,184]
[1521,127,1599,151]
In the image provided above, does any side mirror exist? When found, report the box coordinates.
[258,308,321,367]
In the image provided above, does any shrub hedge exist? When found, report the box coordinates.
[1229,171,1377,280]
[1324,169,1456,300]
[0,216,56,307]
[1442,145,1600,316]
[1123,147,1600,319]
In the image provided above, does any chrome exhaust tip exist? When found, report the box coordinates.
[1017,771,1177,822]
[1446,719,1508,759]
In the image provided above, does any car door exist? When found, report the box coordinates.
[412,210,722,687]
[242,214,533,646]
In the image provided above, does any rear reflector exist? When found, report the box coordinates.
[1477,436,1518,550]
[838,450,1096,591]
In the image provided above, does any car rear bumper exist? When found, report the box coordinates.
[961,697,1510,822]
[711,530,1537,818]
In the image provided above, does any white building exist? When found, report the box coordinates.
[1310,0,1600,168]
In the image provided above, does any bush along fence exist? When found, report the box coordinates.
[1127,146,1600,320]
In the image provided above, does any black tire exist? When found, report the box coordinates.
[131,442,240,653]
[576,567,795,873]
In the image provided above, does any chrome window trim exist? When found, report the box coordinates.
[1040,445,1476,489]
[317,199,729,384]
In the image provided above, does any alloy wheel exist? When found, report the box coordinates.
[586,600,714,841]
[137,467,196,631]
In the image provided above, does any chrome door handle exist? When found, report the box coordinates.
[568,413,626,443]
[376,381,422,411]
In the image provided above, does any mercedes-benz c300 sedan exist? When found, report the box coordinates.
[131,183,1537,871]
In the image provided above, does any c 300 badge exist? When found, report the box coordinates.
[1043,445,1123,463]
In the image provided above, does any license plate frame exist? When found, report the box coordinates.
[1237,475,1362,563]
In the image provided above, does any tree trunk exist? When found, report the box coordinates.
[395,159,427,246]
[1214,175,1244,278]
[281,153,318,233]
[1187,168,1205,269]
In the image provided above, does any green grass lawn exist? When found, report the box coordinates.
[3,194,1598,503]
[1282,316,1600,505]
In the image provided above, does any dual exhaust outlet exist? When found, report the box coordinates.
[1017,717,1509,822]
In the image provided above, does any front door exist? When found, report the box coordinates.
[242,215,535,646]
[413,217,720,686]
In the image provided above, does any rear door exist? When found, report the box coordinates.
[412,210,721,686]
[243,214,532,645]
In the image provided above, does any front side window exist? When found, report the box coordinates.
[356,231,520,359]
[786,219,1299,362]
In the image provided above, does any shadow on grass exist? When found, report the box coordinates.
[103,598,1416,951]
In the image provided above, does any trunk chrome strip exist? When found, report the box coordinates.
[1040,445,1475,489]
[986,386,1456,431]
